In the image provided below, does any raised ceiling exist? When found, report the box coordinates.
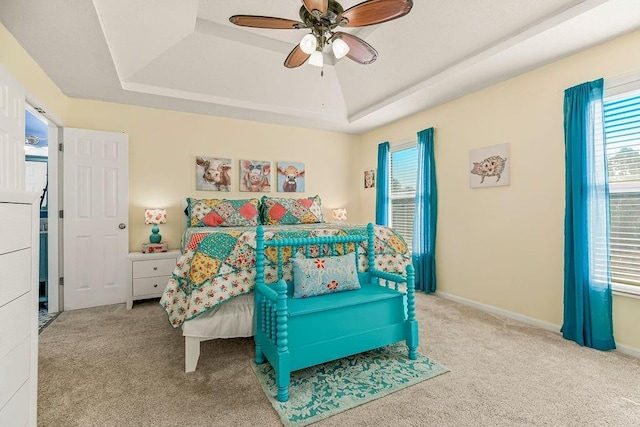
[2,0,640,134]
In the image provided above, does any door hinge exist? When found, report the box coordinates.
[59,142,63,152]
[59,210,63,219]
[59,277,64,287]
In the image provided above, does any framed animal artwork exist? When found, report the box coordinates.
[277,161,305,193]
[240,160,271,192]
[469,143,510,188]
[364,169,375,188]
[195,156,232,191]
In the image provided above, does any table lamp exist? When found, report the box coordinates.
[332,208,347,223]
[145,209,166,243]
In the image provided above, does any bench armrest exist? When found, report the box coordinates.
[370,269,406,284]
[256,282,279,302]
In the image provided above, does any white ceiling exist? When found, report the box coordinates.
[2,0,640,134]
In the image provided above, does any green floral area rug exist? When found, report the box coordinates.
[252,343,449,426]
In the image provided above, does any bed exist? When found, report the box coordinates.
[160,196,411,372]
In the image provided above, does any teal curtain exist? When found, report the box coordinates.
[412,128,437,293]
[375,142,390,225]
[562,78,616,351]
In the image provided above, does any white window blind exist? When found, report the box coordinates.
[390,145,418,251]
[604,92,640,288]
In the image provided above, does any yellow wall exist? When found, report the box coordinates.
[65,99,358,250]
[355,29,640,351]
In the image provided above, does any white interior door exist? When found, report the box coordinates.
[0,64,25,191]
[63,128,129,310]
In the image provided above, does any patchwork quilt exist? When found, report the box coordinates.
[161,223,411,328]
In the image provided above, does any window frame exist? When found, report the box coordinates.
[604,79,640,298]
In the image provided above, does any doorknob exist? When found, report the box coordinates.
[118,223,126,229]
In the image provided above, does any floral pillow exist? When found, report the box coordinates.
[291,252,360,299]
[187,198,259,227]
[261,195,325,225]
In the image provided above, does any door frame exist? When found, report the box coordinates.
[25,96,63,314]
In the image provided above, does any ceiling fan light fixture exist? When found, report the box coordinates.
[25,135,40,145]
[332,37,349,59]
[308,50,324,67]
[300,34,317,54]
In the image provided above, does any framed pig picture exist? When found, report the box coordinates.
[469,143,510,188]
[240,160,271,192]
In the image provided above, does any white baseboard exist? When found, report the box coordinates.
[435,291,561,333]
[616,343,640,359]
[435,291,640,359]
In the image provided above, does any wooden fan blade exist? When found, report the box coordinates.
[333,32,378,64]
[284,45,310,68]
[339,0,413,28]
[229,15,306,29]
[301,0,329,16]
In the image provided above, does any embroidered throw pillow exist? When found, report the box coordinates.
[187,198,259,227]
[261,195,324,225]
[291,252,360,298]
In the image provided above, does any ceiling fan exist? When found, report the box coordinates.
[229,0,413,69]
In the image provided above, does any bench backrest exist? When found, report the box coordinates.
[255,223,378,293]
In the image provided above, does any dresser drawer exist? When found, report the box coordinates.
[132,258,175,278]
[0,335,30,410]
[0,203,31,255]
[0,293,30,361]
[0,249,31,308]
[133,275,170,297]
[0,378,30,427]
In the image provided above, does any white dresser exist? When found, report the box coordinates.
[0,192,39,427]
[127,250,180,309]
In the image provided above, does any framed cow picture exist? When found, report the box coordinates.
[195,156,232,191]
[277,161,305,193]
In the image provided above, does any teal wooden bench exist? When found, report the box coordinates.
[254,223,418,402]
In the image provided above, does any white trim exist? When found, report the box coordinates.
[435,291,561,333]
[25,94,63,128]
[390,139,416,152]
[616,343,640,359]
[435,291,640,359]
[604,68,640,100]
[612,283,640,299]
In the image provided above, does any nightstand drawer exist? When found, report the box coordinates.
[132,276,170,297]
[132,258,175,278]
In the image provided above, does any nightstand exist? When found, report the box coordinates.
[127,250,180,309]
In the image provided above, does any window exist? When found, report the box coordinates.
[389,144,418,251]
[604,91,640,294]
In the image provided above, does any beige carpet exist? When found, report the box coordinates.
[39,294,640,426]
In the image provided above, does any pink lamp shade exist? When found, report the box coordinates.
[145,209,167,225]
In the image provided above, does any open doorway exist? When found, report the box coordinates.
[25,103,61,325]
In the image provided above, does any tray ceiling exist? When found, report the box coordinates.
[2,0,640,134]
